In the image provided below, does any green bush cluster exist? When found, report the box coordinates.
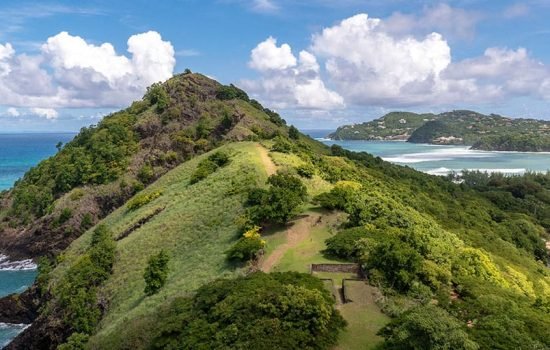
[146,83,170,112]
[10,111,138,221]
[126,191,162,211]
[216,84,250,101]
[151,272,346,350]
[189,151,230,184]
[246,174,307,225]
[144,250,170,296]
[225,226,265,262]
[54,225,116,346]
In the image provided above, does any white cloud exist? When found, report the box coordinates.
[0,30,175,109]
[311,13,451,106]
[30,108,58,119]
[301,13,550,107]
[244,37,344,110]
[6,107,19,116]
[249,36,296,71]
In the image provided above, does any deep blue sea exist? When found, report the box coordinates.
[0,133,74,348]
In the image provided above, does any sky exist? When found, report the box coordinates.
[0,0,550,132]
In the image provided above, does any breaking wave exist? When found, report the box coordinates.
[383,147,495,164]
[0,255,37,271]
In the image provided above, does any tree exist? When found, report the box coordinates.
[288,125,300,139]
[225,226,265,261]
[247,174,307,225]
[144,250,170,296]
[151,272,346,350]
[378,305,479,350]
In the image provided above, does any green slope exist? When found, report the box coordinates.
[48,142,268,348]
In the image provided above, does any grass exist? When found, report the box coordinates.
[337,281,390,350]
[263,208,389,350]
[51,142,269,348]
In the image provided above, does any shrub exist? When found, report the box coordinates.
[288,125,300,139]
[314,181,362,211]
[271,136,294,153]
[58,332,90,350]
[378,305,479,350]
[138,164,155,184]
[54,225,116,335]
[151,272,345,350]
[146,83,170,112]
[189,152,231,184]
[216,84,249,101]
[324,227,369,259]
[225,226,265,261]
[296,164,315,178]
[144,250,170,296]
[247,174,307,225]
[127,191,162,211]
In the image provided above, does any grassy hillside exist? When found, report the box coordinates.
[3,74,550,350]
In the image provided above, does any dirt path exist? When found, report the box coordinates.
[260,214,321,272]
[256,143,276,176]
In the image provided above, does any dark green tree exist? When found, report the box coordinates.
[144,250,170,296]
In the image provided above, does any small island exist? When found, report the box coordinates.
[330,110,550,152]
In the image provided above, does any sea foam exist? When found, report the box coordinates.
[383,147,495,164]
[0,255,37,271]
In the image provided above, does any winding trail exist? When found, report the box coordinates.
[256,143,276,176]
[260,214,322,272]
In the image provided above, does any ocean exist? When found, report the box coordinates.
[0,133,74,348]
[303,131,550,175]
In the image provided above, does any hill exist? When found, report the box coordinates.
[330,110,550,151]
[1,74,550,350]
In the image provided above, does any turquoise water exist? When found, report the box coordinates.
[0,133,75,191]
[320,140,550,175]
[0,133,74,347]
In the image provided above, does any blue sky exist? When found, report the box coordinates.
[0,0,549,132]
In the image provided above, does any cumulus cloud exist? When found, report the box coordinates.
[30,108,58,119]
[301,13,550,107]
[0,30,175,109]
[311,14,451,106]
[249,36,296,71]
[243,37,344,110]
[6,107,19,116]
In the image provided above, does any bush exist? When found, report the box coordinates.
[146,83,170,112]
[138,164,155,184]
[296,164,315,178]
[189,152,231,184]
[247,174,307,225]
[225,226,265,261]
[271,136,294,153]
[144,250,170,296]
[216,84,249,101]
[58,332,90,350]
[127,191,162,211]
[151,272,345,350]
[54,225,116,335]
[324,227,369,259]
[288,125,300,139]
[378,305,479,350]
[314,181,362,211]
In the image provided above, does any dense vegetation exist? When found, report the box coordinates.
[330,110,550,150]
[0,72,292,259]
[472,134,550,151]
[151,272,345,350]
[4,74,550,350]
